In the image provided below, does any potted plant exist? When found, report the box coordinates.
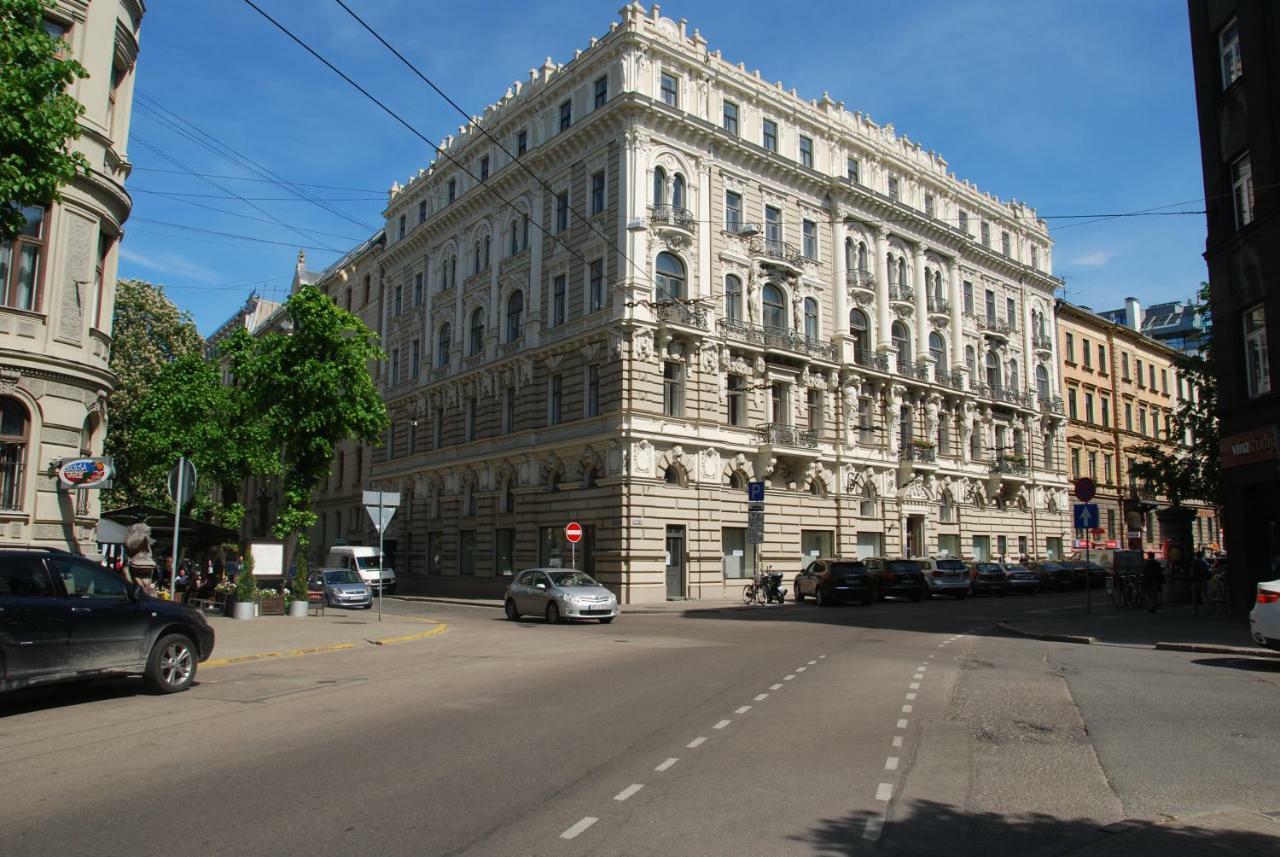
[257,587,286,616]
[232,552,258,620]
[287,555,310,617]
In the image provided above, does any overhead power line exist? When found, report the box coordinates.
[131,216,350,252]
[130,166,383,194]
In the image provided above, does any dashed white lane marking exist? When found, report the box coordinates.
[796,666,807,672]
[655,757,678,772]
[770,683,783,690]
[906,693,917,700]
[892,735,904,748]
[713,719,732,730]
[913,674,924,680]
[561,817,598,840]
[755,693,769,701]
[902,704,913,713]
[928,654,936,659]
[910,682,921,689]
[614,784,644,802]
[735,705,752,714]
[784,675,796,681]
[918,665,928,671]
[807,660,817,665]
[897,718,909,729]
[863,817,884,841]
[885,757,900,771]
[687,737,706,748]
[876,783,894,801]
[819,654,827,659]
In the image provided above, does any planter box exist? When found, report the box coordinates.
[258,597,286,616]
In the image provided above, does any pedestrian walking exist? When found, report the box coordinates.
[1142,552,1164,613]
[1190,550,1211,614]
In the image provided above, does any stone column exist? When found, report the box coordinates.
[832,219,847,345]
[527,187,545,346]
[488,233,500,359]
[696,159,711,302]
[913,244,929,364]
[874,228,890,352]
[948,258,964,374]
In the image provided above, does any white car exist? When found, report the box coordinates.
[504,568,619,624]
[1249,578,1280,651]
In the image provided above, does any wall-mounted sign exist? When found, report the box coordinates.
[55,456,114,490]
[1220,426,1279,469]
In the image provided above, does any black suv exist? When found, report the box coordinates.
[1,549,215,694]
[864,558,928,602]
[794,558,875,606]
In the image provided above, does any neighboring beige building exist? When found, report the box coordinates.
[1057,300,1220,556]
[303,5,1070,603]
[1,1,143,552]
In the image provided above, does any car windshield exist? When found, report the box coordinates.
[887,561,919,572]
[936,560,966,571]
[355,555,386,570]
[324,569,361,585]
[1041,564,1064,570]
[831,563,867,575]
[548,571,598,587]
[977,563,1002,573]
[1006,565,1029,572]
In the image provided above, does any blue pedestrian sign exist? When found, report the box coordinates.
[1073,503,1100,531]
[747,481,765,503]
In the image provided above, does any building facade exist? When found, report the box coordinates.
[1057,301,1220,555]
[1,1,143,552]
[283,5,1070,603]
[1189,1,1279,610]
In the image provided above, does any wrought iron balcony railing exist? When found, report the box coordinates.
[940,369,965,391]
[899,361,930,381]
[899,443,938,463]
[649,205,696,229]
[757,423,819,449]
[852,348,891,372]
[718,318,836,360]
[654,301,709,330]
[887,283,914,303]
[749,237,804,266]
[927,296,951,314]
[1039,396,1065,415]
[977,317,1017,337]
[847,268,875,289]
[990,457,1029,476]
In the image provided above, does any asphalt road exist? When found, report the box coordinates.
[1,591,1276,856]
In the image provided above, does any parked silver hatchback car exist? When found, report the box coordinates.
[504,568,619,624]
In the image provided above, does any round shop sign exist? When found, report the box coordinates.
[56,457,114,490]
[565,521,583,543]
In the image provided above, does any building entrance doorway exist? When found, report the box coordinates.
[906,514,926,557]
[665,525,686,599]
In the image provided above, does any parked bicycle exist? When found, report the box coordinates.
[742,569,786,605]
[1109,572,1146,609]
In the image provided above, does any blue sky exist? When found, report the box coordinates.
[121,0,1206,336]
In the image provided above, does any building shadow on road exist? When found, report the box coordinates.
[792,798,1279,856]
[1190,657,1280,673]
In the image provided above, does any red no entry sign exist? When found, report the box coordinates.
[565,521,583,543]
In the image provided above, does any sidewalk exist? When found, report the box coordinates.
[392,594,754,614]
[1001,602,1277,657]
[201,611,447,667]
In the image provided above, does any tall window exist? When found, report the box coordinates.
[764,205,782,246]
[1125,402,1133,431]
[552,275,566,326]
[1232,153,1254,229]
[411,339,421,379]
[847,156,860,183]
[1035,365,1050,401]
[447,179,456,203]
[770,381,790,425]
[727,374,746,426]
[556,190,569,233]
[93,231,111,328]
[924,194,935,218]
[892,321,911,363]
[469,308,485,354]
[655,252,685,303]
[725,275,743,322]
[1065,332,1075,362]
[671,174,685,210]
[860,483,876,518]
[559,99,572,131]
[984,289,996,324]
[1043,432,1054,469]
[414,271,424,305]
[849,309,868,359]
[653,167,667,207]
[858,397,874,444]
[963,281,974,315]
[589,259,605,313]
[1,206,45,310]
[660,72,678,107]
[1220,18,1242,88]
[802,220,817,259]
[502,386,515,433]
[0,398,29,510]
[1000,231,1011,256]
[585,365,600,417]
[1068,387,1078,419]
[398,214,406,240]
[887,176,900,201]
[929,332,945,368]
[663,361,684,416]
[804,298,819,340]
[1245,304,1270,398]
[465,398,477,442]
[985,350,1001,389]
[723,100,739,134]
[762,118,777,152]
[480,156,490,181]
[980,221,991,246]
[725,191,742,232]
[965,345,976,376]
[517,129,528,156]
[591,171,605,215]
[437,324,451,366]
[1100,396,1110,427]
[958,210,969,234]
[1006,297,1017,328]
[807,389,823,433]
[549,374,563,424]
[594,75,608,108]
[799,135,813,168]
[506,291,523,341]
[1082,337,1092,368]
[1085,392,1095,424]
[763,283,786,329]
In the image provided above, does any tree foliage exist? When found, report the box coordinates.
[0,0,89,240]
[1129,284,1219,509]
[105,280,206,509]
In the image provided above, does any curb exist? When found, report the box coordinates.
[1154,641,1280,659]
[202,622,448,667]
[997,621,1096,645]
[391,595,502,609]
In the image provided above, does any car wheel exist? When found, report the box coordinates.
[910,586,925,603]
[144,633,197,694]
[599,617,614,624]
[363,604,372,610]
[815,586,829,607]
[545,602,561,624]
[793,581,805,603]
[505,599,521,621]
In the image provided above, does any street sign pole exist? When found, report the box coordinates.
[169,456,186,603]
[377,490,384,622]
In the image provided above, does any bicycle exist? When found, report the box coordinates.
[1110,573,1145,609]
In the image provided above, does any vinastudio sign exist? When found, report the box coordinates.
[55,457,115,491]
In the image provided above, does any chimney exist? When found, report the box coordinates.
[1124,296,1141,331]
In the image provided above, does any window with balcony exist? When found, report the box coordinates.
[723,100,738,134]
[985,350,1001,389]
[725,191,742,232]
[887,175,900,202]
[505,290,524,342]
[469,308,485,355]
[0,397,30,511]
[893,321,912,364]
[664,361,685,417]
[763,283,787,330]
[725,274,743,322]
[1008,358,1019,391]
[727,374,746,426]
[764,205,782,245]
[552,275,566,326]
[963,281,974,315]
[762,118,777,152]
[849,308,869,359]
[802,220,817,259]
[671,173,687,210]
[589,259,604,313]
[559,99,572,131]
[799,135,813,168]
[804,297,819,340]
[594,75,608,108]
[660,72,678,107]
[656,252,685,303]
[770,381,790,425]
[1232,153,1254,229]
[591,171,605,215]
[966,345,976,376]
[1245,304,1270,398]
[847,157,860,184]
[1220,18,1242,88]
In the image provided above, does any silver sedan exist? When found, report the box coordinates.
[504,568,619,624]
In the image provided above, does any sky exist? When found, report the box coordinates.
[120,0,1208,336]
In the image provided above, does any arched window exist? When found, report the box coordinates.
[929,332,945,367]
[804,297,819,340]
[483,235,491,269]
[473,241,481,274]
[857,241,868,272]
[965,345,976,375]
[440,257,450,291]
[0,397,30,511]
[1008,358,1019,391]
[762,284,787,330]
[845,237,855,270]
[1035,364,1050,401]
[672,174,686,210]
[510,219,519,256]
[985,350,1001,389]
[849,308,868,358]
[653,167,667,207]
[810,479,826,498]
[728,471,747,490]
[933,271,944,303]
[724,274,743,322]
[860,482,876,517]
[469,307,485,355]
[887,254,897,285]
[437,324,451,366]
[892,320,911,363]
[655,252,685,302]
[505,291,524,342]
[897,257,908,288]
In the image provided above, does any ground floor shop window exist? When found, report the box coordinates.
[539,526,564,568]
[972,535,991,561]
[1018,536,1028,557]
[1045,537,1062,560]
[937,534,960,558]
[801,530,833,566]
[459,531,476,576]
[496,529,515,576]
[722,527,754,578]
[428,531,443,574]
[856,532,882,558]
[997,535,1008,559]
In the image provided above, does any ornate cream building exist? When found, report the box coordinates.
[294,5,1071,601]
[1,1,143,552]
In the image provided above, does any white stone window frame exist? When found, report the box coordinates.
[1232,151,1254,230]
[1244,303,1270,398]
[1219,17,1242,89]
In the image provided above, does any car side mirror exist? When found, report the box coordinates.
[536,583,547,590]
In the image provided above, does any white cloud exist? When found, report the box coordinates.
[1072,250,1117,268]
[119,248,219,282]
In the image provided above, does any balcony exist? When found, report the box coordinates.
[749,237,805,274]
[847,268,875,289]
[927,296,951,316]
[899,441,938,464]
[898,360,930,382]
[887,283,914,305]
[757,423,819,450]
[851,348,890,372]
[1039,396,1065,415]
[1032,332,1053,353]
[654,301,708,330]
[988,385,1035,408]
[650,204,696,232]
[939,369,965,391]
[977,317,1017,340]
[990,456,1030,478]
[718,318,837,361]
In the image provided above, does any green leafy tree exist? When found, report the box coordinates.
[0,0,89,239]
[1129,284,1219,509]
[105,280,206,509]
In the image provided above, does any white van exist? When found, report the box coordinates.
[325,546,396,593]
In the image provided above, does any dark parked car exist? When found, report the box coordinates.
[1062,560,1108,588]
[794,558,875,606]
[1001,563,1042,594]
[865,558,927,602]
[969,562,1008,596]
[1031,562,1074,590]
[1,549,215,694]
